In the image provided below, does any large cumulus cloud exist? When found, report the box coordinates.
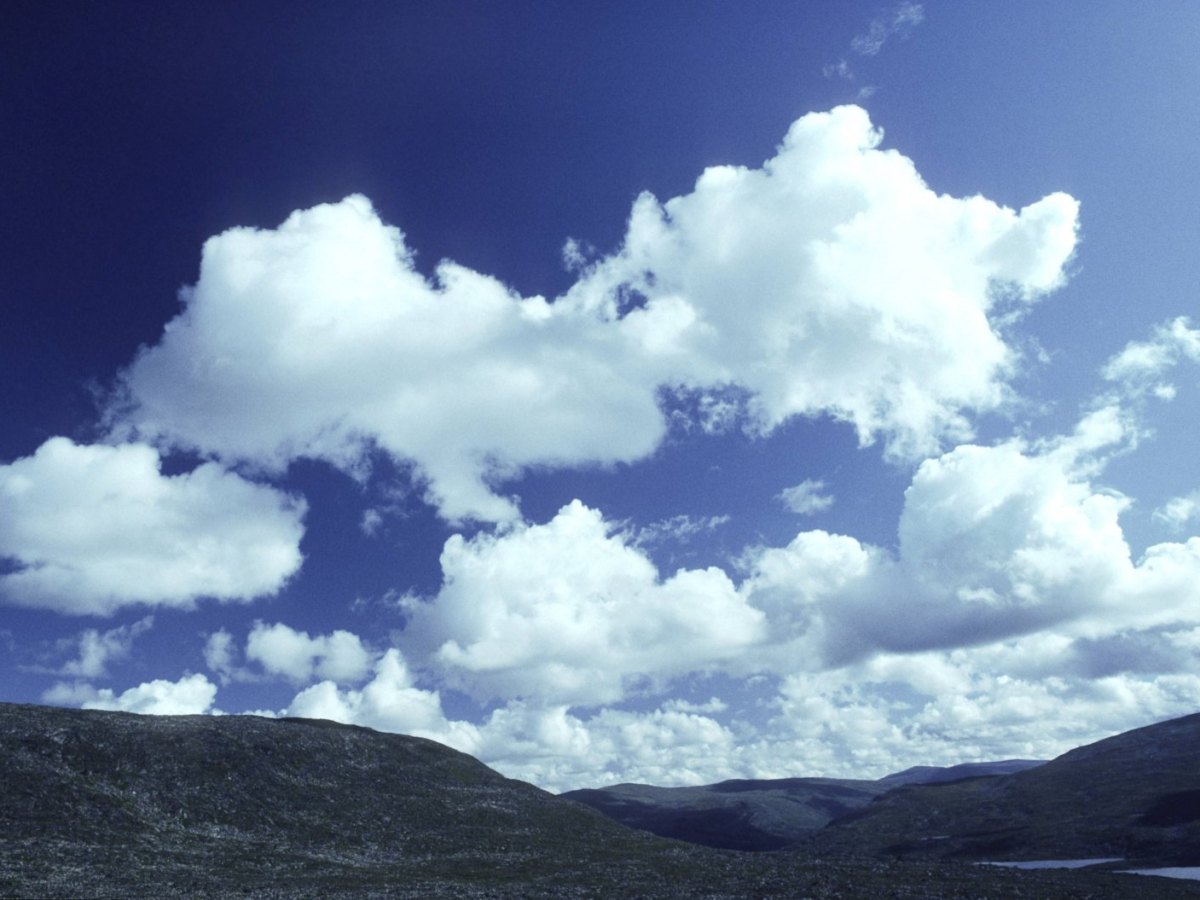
[108,106,1079,522]
[401,500,764,705]
[570,104,1079,459]
[108,196,664,523]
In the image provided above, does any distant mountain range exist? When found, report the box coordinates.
[562,759,1045,851]
[2,701,1196,898]
[565,714,1200,872]
[810,712,1200,867]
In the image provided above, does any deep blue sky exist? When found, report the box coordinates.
[3,2,1200,789]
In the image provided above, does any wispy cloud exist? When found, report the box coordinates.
[825,2,924,97]
[851,2,925,57]
[778,479,835,515]
[1154,490,1200,530]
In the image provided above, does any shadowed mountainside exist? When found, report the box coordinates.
[561,761,1043,851]
[806,712,1200,868]
[877,759,1045,787]
[1,702,1192,898]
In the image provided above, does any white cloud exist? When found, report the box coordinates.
[402,500,765,706]
[755,638,1200,780]
[244,621,373,685]
[778,478,834,515]
[359,508,384,536]
[1155,490,1200,529]
[108,195,665,524]
[44,672,218,715]
[1102,316,1200,397]
[202,628,243,685]
[570,105,1079,462]
[629,513,731,547]
[851,2,924,57]
[474,702,740,792]
[58,617,154,679]
[0,438,305,616]
[285,648,478,751]
[107,107,1078,523]
[742,405,1200,667]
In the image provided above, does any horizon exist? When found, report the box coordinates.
[3,1,1200,792]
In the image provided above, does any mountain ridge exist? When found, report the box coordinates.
[1,701,1194,898]
[806,712,1200,867]
[561,760,1045,851]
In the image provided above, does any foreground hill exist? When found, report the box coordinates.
[808,712,1200,868]
[0,703,1190,898]
[561,761,1042,851]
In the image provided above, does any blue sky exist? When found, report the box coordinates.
[3,1,1200,790]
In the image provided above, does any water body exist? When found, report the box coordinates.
[1116,867,1200,882]
[980,858,1123,870]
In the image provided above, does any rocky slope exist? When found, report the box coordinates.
[1,702,1192,898]
[808,712,1200,868]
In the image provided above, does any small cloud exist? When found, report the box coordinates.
[245,621,374,686]
[58,616,154,679]
[778,478,835,515]
[851,2,925,57]
[632,513,732,548]
[203,628,245,685]
[360,508,384,537]
[664,697,728,715]
[1102,316,1200,400]
[822,59,853,80]
[562,237,595,272]
[1154,491,1200,530]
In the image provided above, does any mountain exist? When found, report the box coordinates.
[809,712,1200,867]
[877,759,1045,787]
[0,702,666,897]
[1,702,1190,898]
[561,760,1044,851]
[562,777,882,850]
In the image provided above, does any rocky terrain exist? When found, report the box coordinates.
[562,761,1042,851]
[1,702,1196,898]
[806,712,1200,868]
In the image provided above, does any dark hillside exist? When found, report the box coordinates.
[810,712,1200,867]
[562,761,1044,851]
[2,702,1193,898]
[562,777,881,850]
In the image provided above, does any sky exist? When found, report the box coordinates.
[3,1,1200,792]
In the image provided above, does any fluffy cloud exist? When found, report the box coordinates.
[570,105,1079,461]
[108,107,1078,523]
[402,500,765,705]
[743,405,1200,666]
[474,703,740,792]
[108,195,663,523]
[0,438,306,615]
[778,478,834,515]
[755,635,1200,780]
[285,649,478,751]
[244,621,373,685]
[44,672,218,715]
